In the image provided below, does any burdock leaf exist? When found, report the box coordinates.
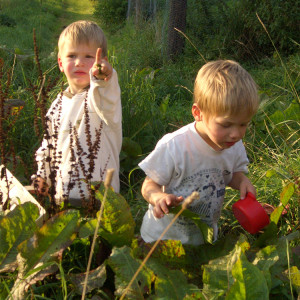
[79,186,135,247]
[146,257,203,299]
[0,202,38,273]
[107,246,153,299]
[17,209,80,276]
[69,264,106,294]
[202,237,250,299]
[226,252,269,300]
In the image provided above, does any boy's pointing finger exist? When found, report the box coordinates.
[96,48,102,64]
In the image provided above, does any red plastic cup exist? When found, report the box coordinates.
[232,192,270,234]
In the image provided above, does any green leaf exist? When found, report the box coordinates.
[269,232,300,277]
[122,137,142,158]
[252,245,279,290]
[147,257,203,299]
[17,209,80,275]
[270,101,300,123]
[270,183,294,224]
[289,266,300,294]
[107,246,153,299]
[0,202,39,272]
[68,264,106,294]
[226,252,269,300]
[159,94,170,117]
[254,222,278,248]
[170,206,214,244]
[202,236,250,298]
[265,169,277,178]
[79,186,135,247]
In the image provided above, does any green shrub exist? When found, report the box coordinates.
[93,0,127,32]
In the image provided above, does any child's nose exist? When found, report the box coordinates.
[230,127,245,140]
[75,58,84,66]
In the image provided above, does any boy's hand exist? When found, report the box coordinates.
[153,194,184,218]
[141,176,184,218]
[32,177,49,196]
[229,172,256,200]
[239,178,256,200]
[92,48,113,81]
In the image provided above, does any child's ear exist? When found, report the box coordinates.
[58,57,64,72]
[192,104,203,121]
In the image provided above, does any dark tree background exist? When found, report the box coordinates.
[166,0,187,61]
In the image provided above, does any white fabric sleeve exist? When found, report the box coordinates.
[233,141,249,174]
[139,139,176,186]
[89,69,121,128]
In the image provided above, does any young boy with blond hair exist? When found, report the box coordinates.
[32,20,122,205]
[139,60,259,245]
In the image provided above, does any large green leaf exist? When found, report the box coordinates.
[289,266,300,294]
[269,232,300,289]
[270,183,294,224]
[0,202,39,273]
[225,252,269,300]
[252,245,279,290]
[107,246,153,299]
[17,209,80,275]
[68,264,107,294]
[202,236,252,298]
[146,257,203,299]
[79,186,135,247]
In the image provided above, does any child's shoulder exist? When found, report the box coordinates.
[157,122,195,145]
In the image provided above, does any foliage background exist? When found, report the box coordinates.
[0,0,299,298]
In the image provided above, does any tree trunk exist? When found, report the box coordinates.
[167,0,187,61]
[135,0,142,26]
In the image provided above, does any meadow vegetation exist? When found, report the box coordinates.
[0,0,299,299]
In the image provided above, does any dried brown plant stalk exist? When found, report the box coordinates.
[120,191,200,300]
[81,169,115,300]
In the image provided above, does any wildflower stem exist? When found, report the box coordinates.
[120,191,199,300]
[81,169,115,300]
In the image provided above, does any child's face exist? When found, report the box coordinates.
[58,39,98,94]
[193,104,252,151]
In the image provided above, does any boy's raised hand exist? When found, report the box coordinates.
[92,48,113,81]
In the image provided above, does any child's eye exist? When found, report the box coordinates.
[241,123,249,127]
[67,54,76,58]
[86,55,94,58]
[220,123,230,128]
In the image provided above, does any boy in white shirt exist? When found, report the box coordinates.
[139,60,259,245]
[32,20,122,206]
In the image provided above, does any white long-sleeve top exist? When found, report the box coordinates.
[35,69,122,203]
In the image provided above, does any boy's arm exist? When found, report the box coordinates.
[141,176,183,218]
[228,171,256,199]
[89,48,121,128]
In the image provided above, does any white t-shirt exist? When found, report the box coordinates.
[139,122,249,245]
[35,69,122,203]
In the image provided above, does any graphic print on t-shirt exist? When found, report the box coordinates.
[172,167,228,227]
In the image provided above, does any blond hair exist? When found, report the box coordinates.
[58,20,107,57]
[194,60,259,117]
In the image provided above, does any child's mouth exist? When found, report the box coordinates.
[226,142,235,147]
